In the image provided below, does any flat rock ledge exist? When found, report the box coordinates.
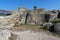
[0,29,60,40]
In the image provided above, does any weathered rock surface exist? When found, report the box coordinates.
[0,11,19,28]
[0,8,60,40]
[0,28,60,40]
[18,7,27,24]
[26,12,46,24]
[17,7,60,25]
[54,23,60,34]
[11,30,60,40]
[0,30,11,40]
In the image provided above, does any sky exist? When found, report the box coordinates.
[0,0,60,10]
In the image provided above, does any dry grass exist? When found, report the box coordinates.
[12,24,43,31]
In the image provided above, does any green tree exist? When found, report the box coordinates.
[33,6,37,10]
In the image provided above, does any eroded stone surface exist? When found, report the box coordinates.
[0,11,20,28]
[11,30,60,40]
[0,30,11,40]
[0,29,59,40]
[54,23,60,34]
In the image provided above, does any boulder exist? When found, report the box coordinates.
[25,13,44,25]
[49,12,58,21]
[27,12,51,25]
[18,7,27,24]
[0,30,11,40]
[57,12,60,19]
[54,23,60,34]
[43,22,53,29]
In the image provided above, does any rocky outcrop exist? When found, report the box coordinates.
[0,11,19,28]
[18,7,27,24]
[31,12,45,24]
[0,8,60,34]
[0,9,60,40]
[17,7,60,25]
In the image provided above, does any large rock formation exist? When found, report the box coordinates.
[27,11,54,25]
[0,9,60,40]
[18,7,28,24]
[31,12,45,24]
[18,8,59,25]
[0,11,19,28]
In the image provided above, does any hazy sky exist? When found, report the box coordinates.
[0,0,60,10]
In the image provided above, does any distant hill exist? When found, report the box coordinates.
[0,10,10,16]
